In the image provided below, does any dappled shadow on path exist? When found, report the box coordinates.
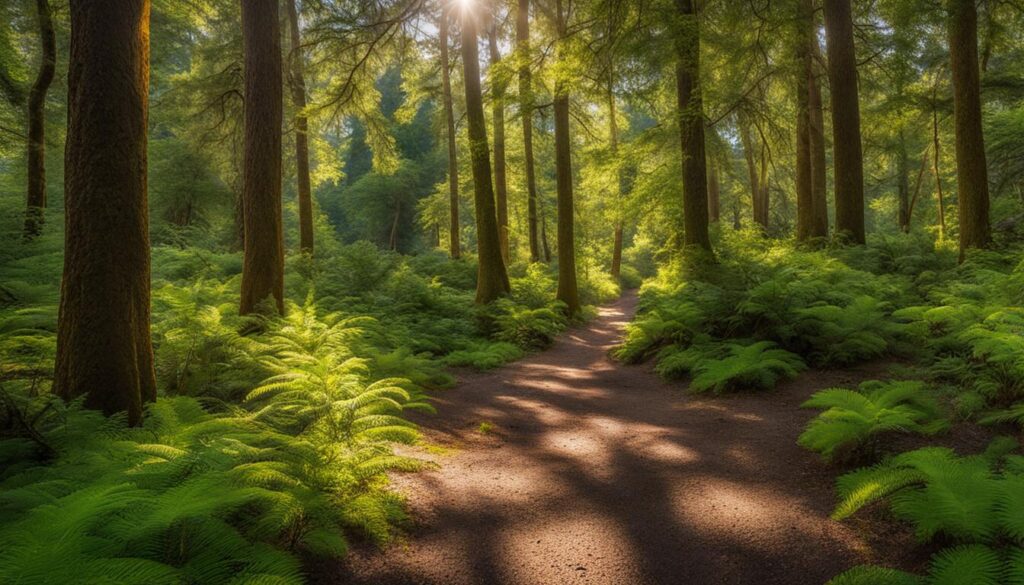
[314,292,889,585]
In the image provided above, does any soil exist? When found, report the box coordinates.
[316,291,915,585]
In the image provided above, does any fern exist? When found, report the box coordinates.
[829,545,1008,585]
[832,442,1024,544]
[799,380,947,462]
[689,341,806,394]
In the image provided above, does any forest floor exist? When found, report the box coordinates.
[317,292,913,585]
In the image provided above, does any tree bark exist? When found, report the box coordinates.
[286,0,314,255]
[487,26,510,264]
[553,1,580,315]
[440,6,461,258]
[707,160,721,224]
[740,123,764,230]
[823,0,865,244]
[674,0,712,253]
[897,130,910,232]
[795,0,814,242]
[461,7,510,304]
[516,0,541,262]
[933,108,947,241]
[608,72,624,279]
[808,32,829,238]
[55,0,155,425]
[239,0,285,315]
[23,0,56,239]
[946,0,991,258]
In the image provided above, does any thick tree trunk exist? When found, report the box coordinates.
[553,3,580,315]
[808,37,829,238]
[517,0,541,262]
[286,0,314,255]
[795,105,813,242]
[897,131,910,232]
[461,8,510,304]
[823,0,865,244]
[23,0,55,239]
[674,0,712,253]
[946,0,991,258]
[795,0,814,242]
[488,27,510,264]
[55,0,155,426]
[239,0,285,315]
[440,7,461,259]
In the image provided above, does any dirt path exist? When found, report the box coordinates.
[321,292,893,585]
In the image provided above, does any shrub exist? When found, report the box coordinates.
[443,341,524,370]
[828,545,1020,585]
[689,341,806,394]
[492,299,568,350]
[831,440,1023,543]
[799,380,947,463]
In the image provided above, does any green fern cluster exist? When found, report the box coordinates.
[828,440,1024,584]
[830,545,1024,585]
[799,380,947,463]
[832,440,1024,542]
[688,341,806,394]
[0,294,435,584]
[443,341,524,370]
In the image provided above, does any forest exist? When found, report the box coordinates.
[1,0,1024,583]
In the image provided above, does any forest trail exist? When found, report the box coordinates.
[323,292,889,585]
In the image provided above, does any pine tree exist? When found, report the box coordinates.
[239,0,285,315]
[823,0,865,244]
[23,0,55,239]
[460,2,510,304]
[946,0,991,259]
[55,0,156,426]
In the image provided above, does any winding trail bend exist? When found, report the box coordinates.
[324,292,892,585]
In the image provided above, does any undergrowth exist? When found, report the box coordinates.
[0,215,623,584]
[621,230,1024,582]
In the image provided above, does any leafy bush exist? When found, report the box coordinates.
[443,341,524,370]
[829,545,1024,585]
[799,380,947,463]
[491,299,568,350]
[831,440,1024,543]
[689,341,806,394]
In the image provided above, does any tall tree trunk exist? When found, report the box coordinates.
[897,130,910,232]
[933,108,947,241]
[23,0,55,239]
[707,160,721,223]
[608,71,624,280]
[541,203,552,262]
[517,0,541,262]
[286,0,314,255]
[487,26,510,264]
[823,0,865,244]
[758,139,770,228]
[795,0,814,242]
[55,0,154,425]
[808,32,829,238]
[239,0,284,315]
[674,0,712,252]
[440,6,461,259]
[946,0,991,259]
[740,123,763,230]
[461,7,510,304]
[552,2,580,315]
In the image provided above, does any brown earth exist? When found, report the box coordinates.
[318,291,912,585]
